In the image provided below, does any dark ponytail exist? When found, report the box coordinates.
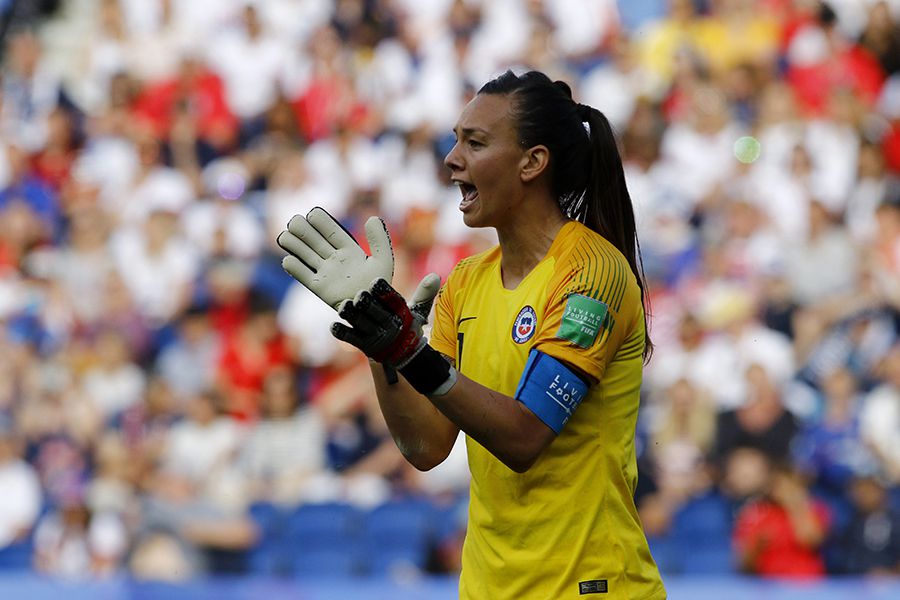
[479,70,653,360]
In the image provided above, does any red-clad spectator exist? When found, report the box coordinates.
[784,2,885,116]
[29,108,79,193]
[215,293,292,421]
[289,26,370,142]
[733,461,831,578]
[131,54,238,151]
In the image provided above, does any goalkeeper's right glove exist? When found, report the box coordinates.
[331,275,458,397]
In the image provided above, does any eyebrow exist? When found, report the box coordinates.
[453,126,490,138]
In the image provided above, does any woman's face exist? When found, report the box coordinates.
[444,93,528,229]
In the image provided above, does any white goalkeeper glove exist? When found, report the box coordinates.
[276,207,394,309]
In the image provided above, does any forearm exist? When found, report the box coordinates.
[785,502,826,547]
[370,361,458,470]
[427,372,554,473]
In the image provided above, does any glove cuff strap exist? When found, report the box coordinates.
[399,345,457,397]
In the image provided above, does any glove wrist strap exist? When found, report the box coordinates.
[398,345,458,397]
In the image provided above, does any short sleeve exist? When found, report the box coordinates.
[429,272,458,362]
[532,242,639,384]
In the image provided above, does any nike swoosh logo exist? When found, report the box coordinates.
[458,316,477,324]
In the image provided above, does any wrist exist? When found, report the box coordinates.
[398,345,458,396]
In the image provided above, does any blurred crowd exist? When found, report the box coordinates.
[0,0,899,582]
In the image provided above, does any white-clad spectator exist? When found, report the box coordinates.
[542,0,619,59]
[239,366,328,505]
[0,425,42,550]
[181,157,264,260]
[784,201,861,307]
[76,0,131,115]
[845,141,891,244]
[277,282,342,368]
[304,126,385,201]
[378,126,444,223]
[79,329,147,421]
[743,143,815,242]
[152,390,248,517]
[0,141,10,190]
[465,0,531,85]
[34,502,128,579]
[688,284,795,409]
[802,90,862,215]
[657,84,744,210]
[256,0,333,45]
[860,343,900,483]
[51,206,115,325]
[580,35,663,131]
[263,150,349,244]
[155,306,222,401]
[110,209,200,325]
[115,0,197,85]
[107,132,194,227]
[205,3,288,125]
[0,29,62,151]
[160,390,243,485]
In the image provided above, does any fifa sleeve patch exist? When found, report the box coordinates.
[557,293,609,348]
[514,349,589,434]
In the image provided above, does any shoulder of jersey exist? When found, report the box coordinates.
[557,222,634,306]
[449,245,499,278]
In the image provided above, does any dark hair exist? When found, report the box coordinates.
[479,70,653,360]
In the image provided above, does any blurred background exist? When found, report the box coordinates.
[0,0,899,598]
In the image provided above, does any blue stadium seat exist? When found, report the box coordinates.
[246,501,289,576]
[679,541,735,575]
[666,493,737,575]
[647,534,682,575]
[360,499,436,575]
[285,502,364,577]
[0,540,34,570]
[672,492,734,546]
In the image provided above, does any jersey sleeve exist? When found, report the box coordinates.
[532,239,640,384]
[429,269,458,362]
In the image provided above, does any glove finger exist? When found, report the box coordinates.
[281,255,316,287]
[308,207,362,253]
[364,216,394,280]
[354,287,402,326]
[276,229,323,271]
[338,297,381,333]
[286,214,336,261]
[369,278,412,320]
[330,322,369,350]
[409,272,441,320]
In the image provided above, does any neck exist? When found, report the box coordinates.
[495,194,568,289]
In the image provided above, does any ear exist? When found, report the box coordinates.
[519,145,550,183]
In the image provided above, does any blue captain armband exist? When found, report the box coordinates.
[514,349,590,434]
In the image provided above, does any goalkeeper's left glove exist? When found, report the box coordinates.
[331,275,458,397]
[277,207,394,309]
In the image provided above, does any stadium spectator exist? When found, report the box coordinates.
[829,472,900,575]
[733,460,831,578]
[648,377,716,504]
[0,424,42,552]
[792,367,875,499]
[238,366,327,506]
[860,342,900,483]
[1,0,899,582]
[712,363,799,464]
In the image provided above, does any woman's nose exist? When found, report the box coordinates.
[444,143,462,171]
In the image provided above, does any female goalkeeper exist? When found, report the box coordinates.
[285,70,666,599]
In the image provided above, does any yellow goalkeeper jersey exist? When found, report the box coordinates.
[430,220,666,600]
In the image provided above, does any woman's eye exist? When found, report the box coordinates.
[467,139,483,148]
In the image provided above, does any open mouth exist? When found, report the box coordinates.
[457,182,479,211]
